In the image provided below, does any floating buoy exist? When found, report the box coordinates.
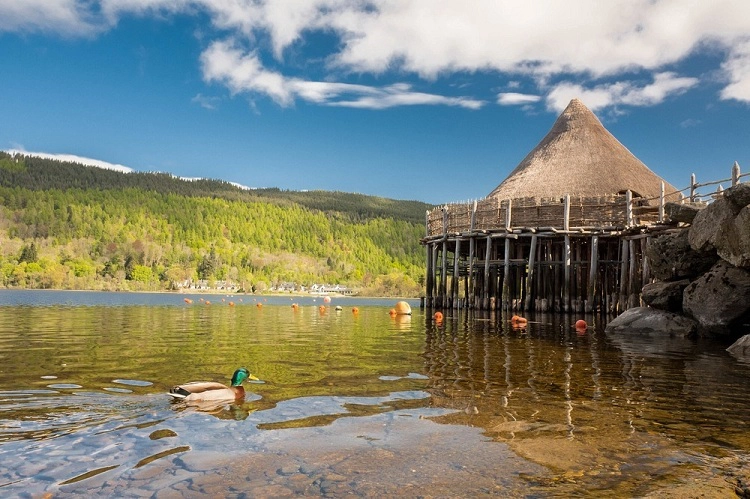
[575,319,588,333]
[205,300,211,305]
[256,302,262,308]
[335,305,343,311]
[433,311,444,322]
[394,301,412,315]
[323,296,331,304]
[511,315,528,326]
[183,298,193,304]
[319,305,327,314]
[389,308,397,317]
[228,301,235,307]
[291,303,299,310]
[352,307,359,314]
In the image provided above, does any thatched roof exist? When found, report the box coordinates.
[488,99,677,201]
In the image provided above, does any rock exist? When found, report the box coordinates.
[727,335,750,362]
[664,202,704,224]
[724,182,750,209]
[688,197,738,252]
[683,260,750,329]
[647,230,717,281]
[641,279,689,312]
[604,307,697,336]
[713,205,750,268]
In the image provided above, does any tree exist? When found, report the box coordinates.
[18,242,37,263]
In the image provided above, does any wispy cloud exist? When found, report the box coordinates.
[201,40,484,109]
[497,93,542,106]
[545,72,700,112]
[191,93,221,110]
[4,1,750,108]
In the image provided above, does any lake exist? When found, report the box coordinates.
[1,290,749,497]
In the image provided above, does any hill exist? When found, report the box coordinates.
[0,152,431,296]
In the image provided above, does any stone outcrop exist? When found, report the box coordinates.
[610,183,750,340]
[646,230,717,281]
[727,334,750,362]
[664,201,703,224]
[641,279,689,312]
[683,260,750,328]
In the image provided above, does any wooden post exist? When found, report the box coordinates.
[505,199,513,230]
[642,237,651,288]
[524,234,538,311]
[733,161,741,186]
[625,190,633,226]
[690,173,697,202]
[563,235,571,312]
[502,236,511,310]
[618,239,629,313]
[563,194,570,231]
[467,201,477,308]
[425,211,432,306]
[440,207,448,308]
[628,239,637,308]
[483,235,492,310]
[658,182,665,223]
[585,235,599,313]
[452,239,461,309]
[431,244,439,307]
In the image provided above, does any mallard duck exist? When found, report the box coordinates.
[168,368,259,402]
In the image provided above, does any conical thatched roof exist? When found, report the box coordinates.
[488,99,676,201]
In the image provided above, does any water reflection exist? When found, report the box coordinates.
[0,296,748,496]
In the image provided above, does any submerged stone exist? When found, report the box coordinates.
[604,306,697,336]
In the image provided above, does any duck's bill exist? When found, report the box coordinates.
[248,374,260,381]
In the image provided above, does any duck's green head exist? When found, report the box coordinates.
[231,367,259,386]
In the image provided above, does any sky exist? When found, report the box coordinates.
[1,1,749,205]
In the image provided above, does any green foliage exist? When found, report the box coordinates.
[0,152,429,296]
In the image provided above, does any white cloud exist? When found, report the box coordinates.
[546,72,699,112]
[201,40,484,109]
[497,93,541,106]
[6,149,133,173]
[191,93,221,110]
[4,0,750,107]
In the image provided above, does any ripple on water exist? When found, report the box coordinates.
[103,387,133,394]
[46,384,82,389]
[112,379,153,387]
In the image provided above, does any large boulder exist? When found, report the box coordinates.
[647,229,717,281]
[723,182,750,208]
[688,197,738,252]
[683,260,750,329]
[713,205,750,268]
[641,279,689,312]
[604,306,697,336]
[664,202,704,224]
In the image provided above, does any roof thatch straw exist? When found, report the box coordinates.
[488,99,677,202]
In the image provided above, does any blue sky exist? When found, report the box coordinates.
[1,1,749,205]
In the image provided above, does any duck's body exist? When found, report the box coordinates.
[168,368,257,402]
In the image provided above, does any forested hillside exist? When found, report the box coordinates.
[0,152,431,296]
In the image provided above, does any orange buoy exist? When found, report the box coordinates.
[256,302,262,308]
[183,298,193,304]
[323,296,331,303]
[575,319,588,332]
[389,308,397,317]
[205,300,211,305]
[394,301,412,315]
[319,305,327,314]
[228,301,235,306]
[291,303,299,310]
[433,311,444,322]
[352,307,359,314]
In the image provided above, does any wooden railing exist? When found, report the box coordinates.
[425,162,745,238]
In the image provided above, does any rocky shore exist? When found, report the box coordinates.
[606,183,750,356]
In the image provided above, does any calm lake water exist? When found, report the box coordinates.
[1,290,749,497]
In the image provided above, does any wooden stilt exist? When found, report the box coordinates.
[618,239,629,313]
[524,234,538,311]
[482,236,492,310]
[586,235,599,313]
[628,239,637,309]
[452,239,461,309]
[502,236,511,310]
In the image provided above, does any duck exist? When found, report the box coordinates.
[168,367,258,402]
